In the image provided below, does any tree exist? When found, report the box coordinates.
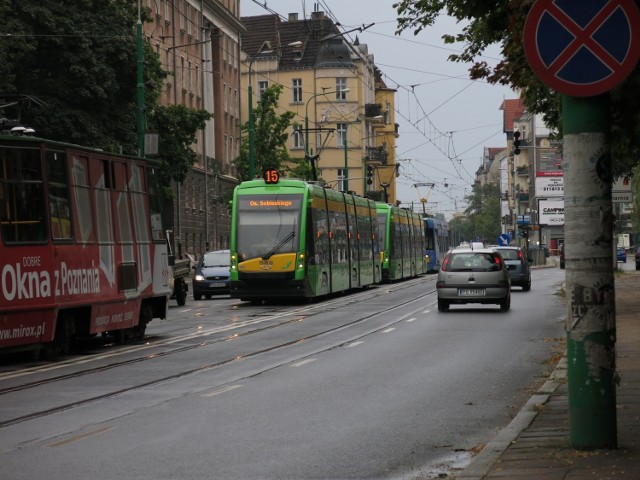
[147,105,212,186]
[234,84,296,181]
[0,1,211,189]
[393,0,640,176]
[463,181,501,243]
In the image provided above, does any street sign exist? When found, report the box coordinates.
[498,233,511,246]
[524,0,640,96]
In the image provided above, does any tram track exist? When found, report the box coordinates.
[0,277,437,429]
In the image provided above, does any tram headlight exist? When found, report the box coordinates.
[297,252,305,269]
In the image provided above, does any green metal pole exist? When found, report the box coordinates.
[136,10,145,157]
[343,134,348,192]
[248,82,255,179]
[563,93,616,449]
[305,114,309,159]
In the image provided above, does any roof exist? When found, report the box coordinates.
[241,12,346,70]
[500,98,526,133]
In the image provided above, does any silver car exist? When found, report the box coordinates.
[436,247,511,312]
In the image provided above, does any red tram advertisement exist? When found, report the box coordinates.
[0,134,170,356]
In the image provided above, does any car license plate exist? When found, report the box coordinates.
[459,288,485,297]
[209,282,225,288]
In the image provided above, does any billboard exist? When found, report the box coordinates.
[539,199,564,226]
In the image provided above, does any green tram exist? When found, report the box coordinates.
[230,177,380,300]
[376,203,428,282]
[229,175,428,301]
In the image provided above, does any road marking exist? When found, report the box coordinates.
[48,426,113,448]
[346,341,364,348]
[291,359,317,367]
[382,327,395,333]
[422,310,431,314]
[406,317,416,323]
[202,384,244,397]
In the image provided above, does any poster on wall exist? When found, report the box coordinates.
[539,199,564,226]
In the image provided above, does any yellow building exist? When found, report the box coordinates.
[241,11,398,202]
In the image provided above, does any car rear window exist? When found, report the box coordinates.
[447,252,503,272]
[497,249,519,260]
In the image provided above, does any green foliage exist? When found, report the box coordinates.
[0,1,210,189]
[234,84,296,181]
[147,105,212,185]
[394,0,640,177]
[462,181,502,243]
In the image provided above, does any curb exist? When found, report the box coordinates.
[456,357,567,479]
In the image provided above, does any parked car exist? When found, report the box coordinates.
[559,243,565,269]
[636,246,640,271]
[492,246,531,291]
[436,247,511,312]
[617,246,627,263]
[192,249,231,299]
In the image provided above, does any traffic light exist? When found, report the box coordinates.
[366,165,374,185]
[513,130,521,155]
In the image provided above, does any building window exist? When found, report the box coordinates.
[292,129,303,149]
[336,78,347,100]
[337,168,346,192]
[258,80,268,101]
[336,123,347,147]
[292,79,302,103]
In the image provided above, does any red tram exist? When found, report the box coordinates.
[0,135,170,355]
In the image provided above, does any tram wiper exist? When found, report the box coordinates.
[262,231,295,260]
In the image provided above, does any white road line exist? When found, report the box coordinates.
[291,358,317,367]
[202,384,244,397]
[346,341,364,348]
[406,317,416,322]
[382,327,395,333]
[422,310,431,314]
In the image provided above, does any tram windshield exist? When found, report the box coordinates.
[236,194,302,261]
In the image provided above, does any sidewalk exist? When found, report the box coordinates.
[458,270,640,479]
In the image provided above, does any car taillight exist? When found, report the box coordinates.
[517,250,524,261]
[441,255,450,271]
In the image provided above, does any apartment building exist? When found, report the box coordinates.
[142,0,244,257]
[240,10,399,201]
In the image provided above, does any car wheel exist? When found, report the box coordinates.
[522,280,531,292]
[499,294,510,312]
[636,262,640,271]
[437,298,449,312]
[194,293,202,300]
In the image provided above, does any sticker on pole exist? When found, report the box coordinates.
[524,0,640,96]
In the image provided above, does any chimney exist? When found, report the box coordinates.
[288,13,298,22]
[311,11,325,20]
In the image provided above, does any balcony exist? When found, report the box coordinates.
[365,103,382,118]
[365,146,388,165]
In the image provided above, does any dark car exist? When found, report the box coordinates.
[559,243,565,269]
[192,249,231,299]
[617,246,627,263]
[492,246,531,291]
[636,246,640,271]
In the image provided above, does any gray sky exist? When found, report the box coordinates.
[241,0,516,218]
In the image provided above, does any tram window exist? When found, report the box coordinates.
[0,146,47,244]
[46,150,73,241]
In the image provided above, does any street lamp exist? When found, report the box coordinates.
[304,87,349,158]
[136,0,144,157]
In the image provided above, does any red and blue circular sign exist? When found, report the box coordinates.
[524,0,640,96]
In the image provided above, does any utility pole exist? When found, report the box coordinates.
[523,0,640,449]
[135,0,145,157]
